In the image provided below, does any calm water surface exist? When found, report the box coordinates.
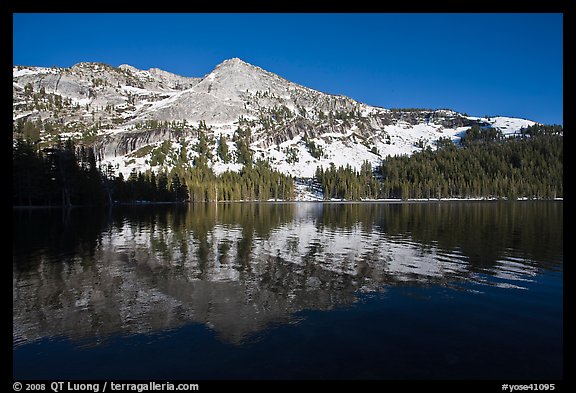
[13,202,563,379]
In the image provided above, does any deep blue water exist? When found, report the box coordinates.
[13,202,563,379]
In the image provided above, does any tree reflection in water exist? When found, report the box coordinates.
[13,202,563,345]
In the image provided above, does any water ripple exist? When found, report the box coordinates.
[13,202,562,346]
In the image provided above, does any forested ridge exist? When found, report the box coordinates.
[313,124,562,200]
[13,124,562,206]
[377,124,562,200]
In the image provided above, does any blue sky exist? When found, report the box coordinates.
[13,13,563,124]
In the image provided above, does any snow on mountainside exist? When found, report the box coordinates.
[13,58,537,179]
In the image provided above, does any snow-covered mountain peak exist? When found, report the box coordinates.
[213,57,263,72]
[139,58,304,125]
[202,57,283,89]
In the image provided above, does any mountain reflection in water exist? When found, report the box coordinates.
[13,202,563,347]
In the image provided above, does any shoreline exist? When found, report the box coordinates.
[13,197,564,209]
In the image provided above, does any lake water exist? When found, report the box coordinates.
[13,202,563,379]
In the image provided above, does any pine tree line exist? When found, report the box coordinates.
[13,138,105,206]
[314,124,562,200]
[315,161,379,200]
[111,170,189,203]
[13,124,562,205]
[185,160,294,202]
[378,125,562,199]
[13,138,294,206]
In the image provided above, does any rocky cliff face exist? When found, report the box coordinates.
[13,58,536,177]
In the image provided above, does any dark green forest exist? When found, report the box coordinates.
[315,124,563,200]
[13,124,562,206]
[13,138,294,206]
